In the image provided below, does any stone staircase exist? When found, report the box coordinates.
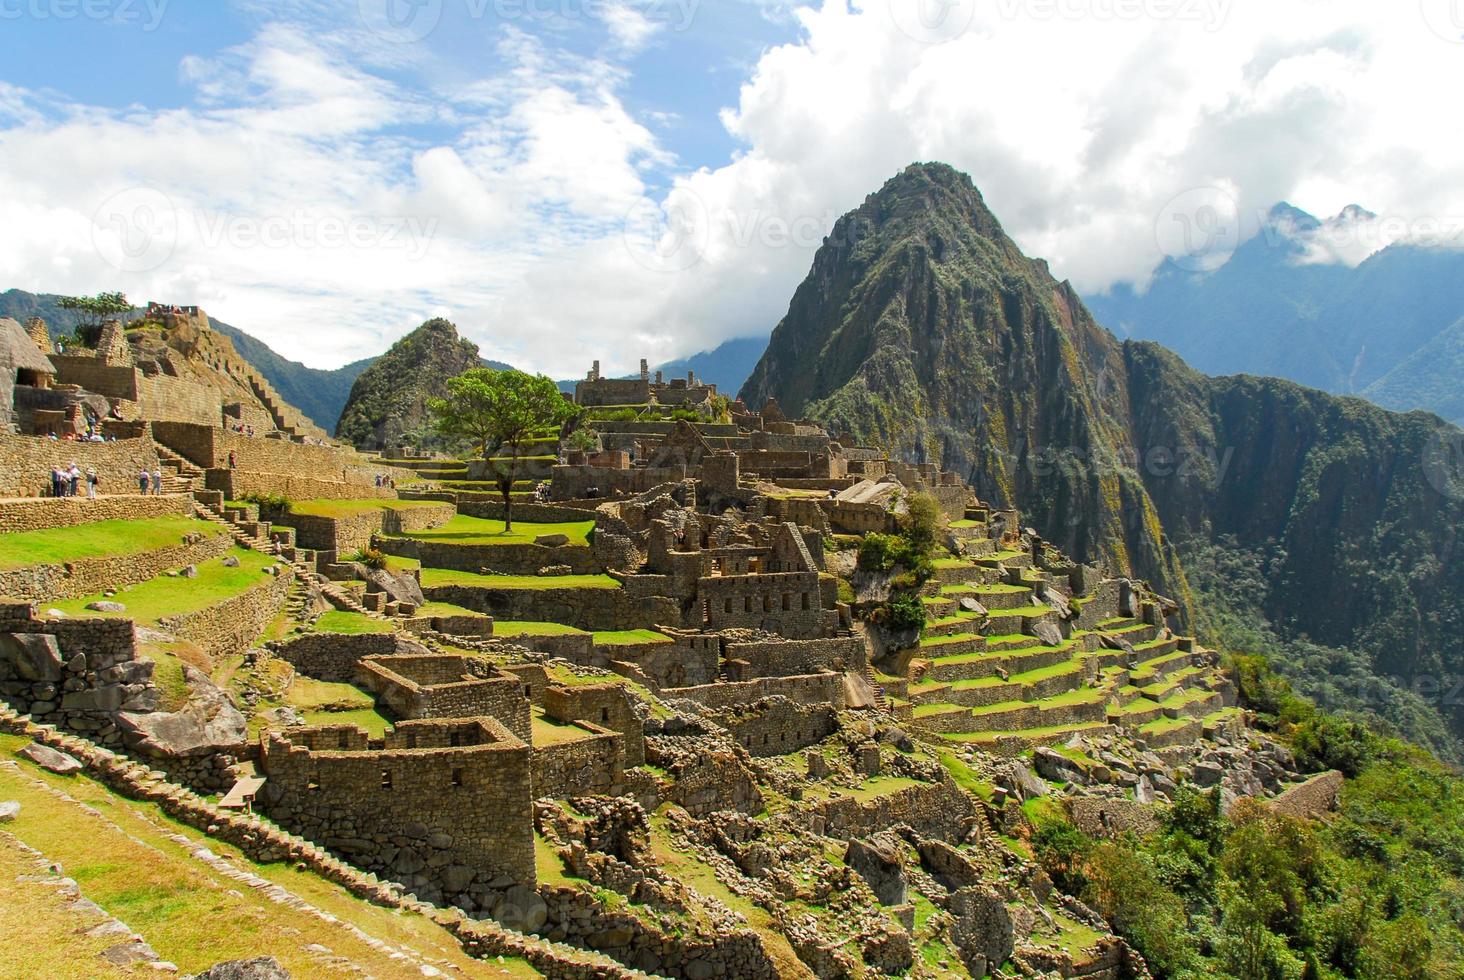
[154,443,205,495]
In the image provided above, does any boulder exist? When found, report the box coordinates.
[117,667,246,759]
[1032,747,1085,786]
[221,556,241,568]
[1040,587,1073,620]
[1033,622,1064,647]
[85,601,127,614]
[846,838,907,906]
[492,885,547,934]
[533,534,570,548]
[948,886,1014,973]
[1192,761,1224,788]
[0,633,64,682]
[958,597,988,616]
[180,565,199,579]
[18,741,82,775]
[363,568,426,607]
[1119,579,1140,618]
[0,801,18,822]
[185,958,291,980]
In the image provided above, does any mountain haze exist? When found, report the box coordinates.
[742,162,1464,750]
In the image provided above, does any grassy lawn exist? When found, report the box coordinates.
[394,514,593,547]
[413,601,488,618]
[532,708,597,746]
[0,516,225,571]
[421,568,620,590]
[312,610,395,635]
[593,629,671,646]
[286,499,450,519]
[52,549,276,624]
[0,734,536,978]
[493,620,588,636]
[300,705,395,738]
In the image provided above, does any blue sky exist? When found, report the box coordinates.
[1,1,1460,373]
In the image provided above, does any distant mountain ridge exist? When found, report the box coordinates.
[1084,206,1464,424]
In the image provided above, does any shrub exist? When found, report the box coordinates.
[858,533,901,573]
[241,492,291,512]
[567,428,600,453]
[885,592,927,632]
[350,548,388,571]
[901,491,945,554]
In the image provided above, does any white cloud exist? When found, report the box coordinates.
[1,0,1461,380]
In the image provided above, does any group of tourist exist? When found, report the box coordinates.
[373,473,398,489]
[137,468,165,495]
[533,481,551,502]
[48,464,98,499]
[230,423,257,438]
[46,430,110,443]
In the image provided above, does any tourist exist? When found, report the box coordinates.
[50,467,63,498]
[67,463,81,498]
[151,468,163,495]
[85,467,99,499]
[228,450,237,469]
[138,469,150,495]
[374,474,382,488]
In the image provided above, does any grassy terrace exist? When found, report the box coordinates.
[53,548,276,623]
[313,610,395,635]
[594,629,671,645]
[0,516,226,570]
[420,568,620,590]
[392,514,594,547]
[493,620,588,637]
[944,721,1111,744]
[285,499,450,519]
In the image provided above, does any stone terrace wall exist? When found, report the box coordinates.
[0,526,231,603]
[0,434,162,498]
[714,697,837,758]
[376,539,602,576]
[726,636,867,679]
[258,718,536,903]
[663,671,845,711]
[158,564,294,660]
[423,583,679,633]
[698,571,825,639]
[269,632,414,683]
[544,683,644,766]
[0,494,189,534]
[1270,770,1345,819]
[811,779,975,842]
[207,469,398,503]
[550,465,690,501]
[533,727,622,798]
[356,654,531,740]
[0,601,153,746]
[272,502,456,554]
[455,501,606,524]
[152,422,372,478]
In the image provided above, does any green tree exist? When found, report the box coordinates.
[901,491,945,555]
[56,291,133,347]
[428,368,578,530]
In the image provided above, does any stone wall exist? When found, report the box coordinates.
[269,501,456,553]
[663,672,845,711]
[157,564,294,660]
[0,601,154,747]
[0,433,162,498]
[0,493,189,534]
[152,422,371,477]
[258,717,536,904]
[697,571,825,639]
[456,501,606,524]
[550,465,690,501]
[713,697,837,758]
[544,683,644,766]
[533,727,623,798]
[377,539,603,576]
[356,654,531,740]
[422,583,679,633]
[206,469,398,503]
[725,636,867,679]
[1269,770,1345,819]
[0,526,231,603]
[269,632,416,683]
[811,779,975,842]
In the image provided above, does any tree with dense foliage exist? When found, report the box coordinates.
[428,368,579,530]
[56,291,132,347]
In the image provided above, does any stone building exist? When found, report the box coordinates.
[0,316,58,433]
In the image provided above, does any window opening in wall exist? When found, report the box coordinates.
[451,768,464,787]
[406,733,417,748]
[449,732,461,747]
[601,707,610,724]
[381,770,392,789]
[782,593,791,611]
[802,593,811,610]
[337,731,350,749]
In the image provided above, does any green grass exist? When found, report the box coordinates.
[420,568,620,590]
[493,620,589,636]
[392,514,593,547]
[593,629,671,646]
[301,705,394,737]
[313,610,395,635]
[52,549,276,624]
[286,499,449,519]
[0,516,226,571]
[412,601,487,618]
[532,708,597,746]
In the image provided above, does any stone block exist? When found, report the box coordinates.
[1,633,64,682]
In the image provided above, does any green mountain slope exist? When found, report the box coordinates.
[742,162,1464,748]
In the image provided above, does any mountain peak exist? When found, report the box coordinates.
[1267,202,1321,231]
